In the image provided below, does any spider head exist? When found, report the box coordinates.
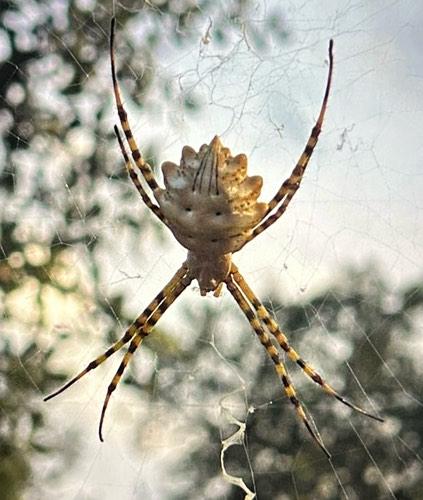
[186,251,232,296]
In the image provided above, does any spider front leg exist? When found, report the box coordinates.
[226,274,331,458]
[98,272,192,441]
[44,265,188,403]
[231,266,384,423]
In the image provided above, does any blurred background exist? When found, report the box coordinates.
[1,1,423,499]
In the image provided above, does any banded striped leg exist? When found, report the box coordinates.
[44,265,188,402]
[110,17,161,196]
[114,125,168,225]
[239,40,334,249]
[226,275,330,458]
[231,266,384,423]
[98,273,192,441]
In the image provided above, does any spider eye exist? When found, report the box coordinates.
[211,238,218,242]
[215,211,222,216]
[185,207,192,212]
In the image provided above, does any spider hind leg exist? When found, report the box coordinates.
[240,40,334,250]
[110,17,161,196]
[114,125,167,225]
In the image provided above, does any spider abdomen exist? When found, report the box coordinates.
[156,136,268,253]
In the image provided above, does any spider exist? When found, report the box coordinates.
[45,19,383,457]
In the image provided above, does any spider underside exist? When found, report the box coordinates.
[44,19,383,458]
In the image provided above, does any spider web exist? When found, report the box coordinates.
[1,0,423,499]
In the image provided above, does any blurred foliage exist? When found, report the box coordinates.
[0,341,74,500]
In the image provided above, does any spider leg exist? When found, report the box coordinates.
[44,265,188,402]
[231,265,384,423]
[241,40,334,249]
[98,272,192,441]
[226,273,331,458]
[114,125,168,225]
[110,18,161,197]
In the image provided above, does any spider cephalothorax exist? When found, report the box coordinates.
[45,19,383,457]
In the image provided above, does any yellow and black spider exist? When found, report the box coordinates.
[45,19,383,457]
